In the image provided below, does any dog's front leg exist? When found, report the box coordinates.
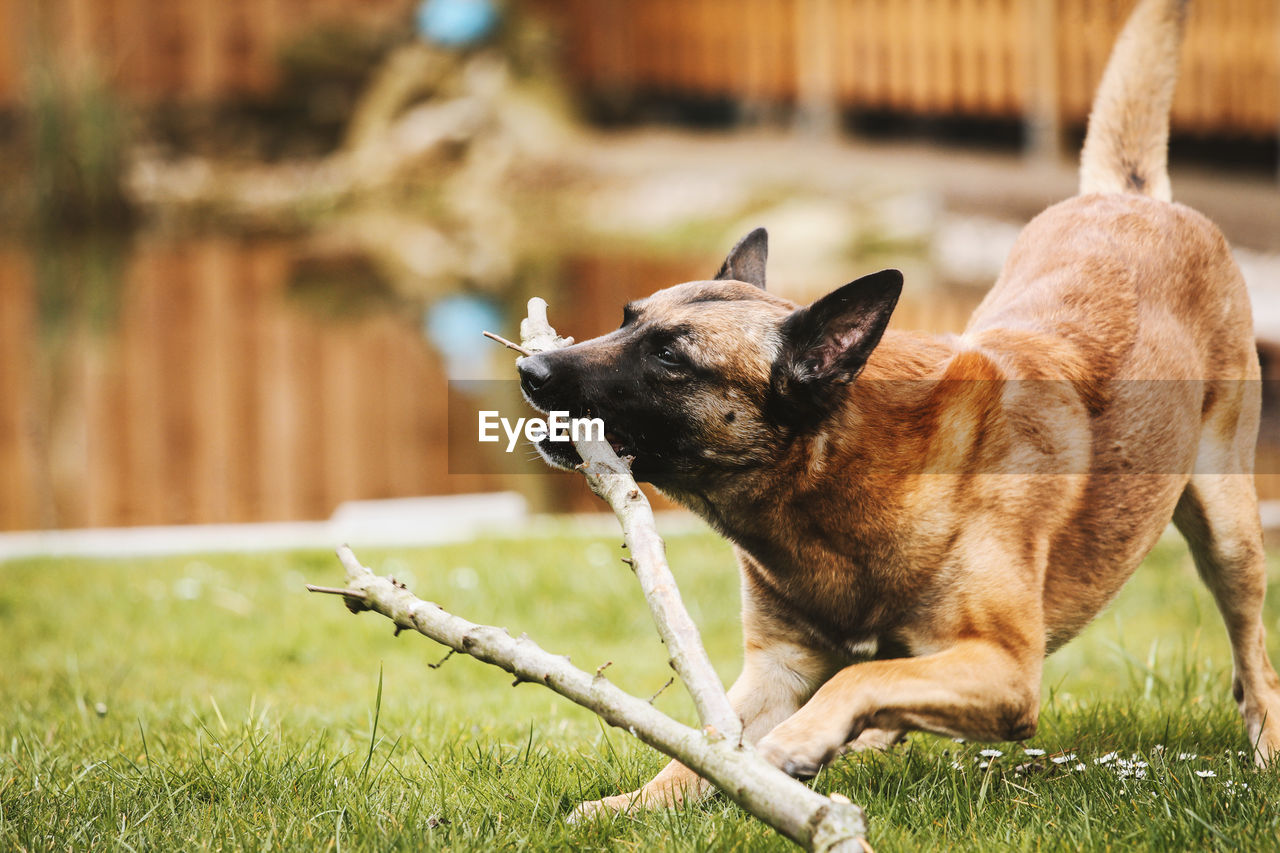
[756,639,1043,778]
[569,637,836,821]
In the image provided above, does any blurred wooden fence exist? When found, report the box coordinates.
[2,1,1275,138]
[1,0,1274,138]
[0,0,412,105]
[533,0,1280,137]
[0,239,700,531]
[0,238,481,530]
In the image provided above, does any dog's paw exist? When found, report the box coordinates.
[756,732,829,779]
[566,792,635,824]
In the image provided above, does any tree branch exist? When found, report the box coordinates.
[481,330,531,357]
[517,297,741,743]
[323,546,867,852]
[311,296,870,851]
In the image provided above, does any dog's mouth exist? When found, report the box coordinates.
[533,437,581,471]
[605,430,632,457]
[530,422,648,476]
[517,361,661,476]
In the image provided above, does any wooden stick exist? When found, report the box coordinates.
[313,297,870,851]
[518,297,741,742]
[306,584,367,599]
[331,546,867,852]
[482,330,532,357]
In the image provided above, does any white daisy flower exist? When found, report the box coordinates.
[1074,763,1086,772]
[1194,769,1216,778]
[1051,753,1077,765]
[1023,748,1046,757]
[1095,751,1118,764]
[979,748,1003,758]
[1177,752,1197,761]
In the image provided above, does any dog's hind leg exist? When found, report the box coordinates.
[1173,471,1280,765]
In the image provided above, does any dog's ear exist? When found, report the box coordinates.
[773,269,902,406]
[714,228,768,289]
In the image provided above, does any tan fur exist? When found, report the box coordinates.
[568,0,1280,819]
[1079,0,1188,201]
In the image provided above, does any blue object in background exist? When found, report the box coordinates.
[424,294,505,379]
[416,0,500,48]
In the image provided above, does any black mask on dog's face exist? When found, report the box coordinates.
[517,229,901,487]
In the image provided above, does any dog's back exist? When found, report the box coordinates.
[968,0,1250,387]
[945,0,1261,647]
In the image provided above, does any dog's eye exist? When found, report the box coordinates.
[653,345,683,368]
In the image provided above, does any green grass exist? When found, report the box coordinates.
[2,528,1279,851]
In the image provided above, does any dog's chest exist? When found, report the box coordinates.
[738,537,911,657]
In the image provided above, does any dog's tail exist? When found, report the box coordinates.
[1078,0,1189,202]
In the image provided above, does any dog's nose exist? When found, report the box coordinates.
[518,355,553,393]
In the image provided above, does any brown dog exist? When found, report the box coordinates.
[518,0,1280,816]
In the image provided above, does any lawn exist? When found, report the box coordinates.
[2,523,1279,851]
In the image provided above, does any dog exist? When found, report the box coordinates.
[518,0,1280,817]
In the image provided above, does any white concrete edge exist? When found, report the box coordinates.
[0,493,710,562]
[14,491,1269,563]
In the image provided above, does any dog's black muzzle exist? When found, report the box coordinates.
[517,354,554,397]
[517,351,578,416]
[515,343,685,483]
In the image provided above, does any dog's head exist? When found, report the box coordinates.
[519,229,902,490]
